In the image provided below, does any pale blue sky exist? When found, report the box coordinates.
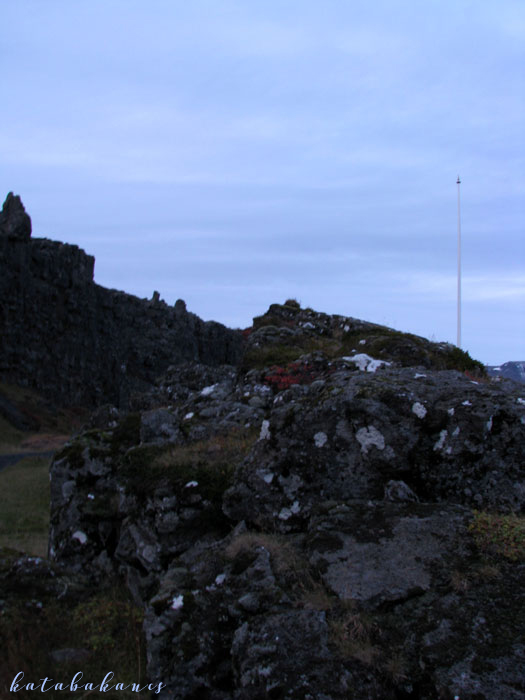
[1,0,524,364]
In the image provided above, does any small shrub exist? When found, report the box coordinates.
[444,346,486,374]
[468,511,525,561]
[264,361,318,391]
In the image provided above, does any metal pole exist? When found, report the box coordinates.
[457,175,461,348]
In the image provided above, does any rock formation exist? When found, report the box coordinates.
[47,302,525,699]
[488,361,525,384]
[0,193,242,408]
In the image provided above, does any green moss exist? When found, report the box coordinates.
[469,511,525,561]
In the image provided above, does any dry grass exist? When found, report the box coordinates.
[382,652,409,684]
[475,562,502,580]
[154,427,258,472]
[330,606,381,666]
[449,569,470,593]
[225,531,305,577]
[225,530,334,610]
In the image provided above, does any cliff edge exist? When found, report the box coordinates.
[0,193,242,408]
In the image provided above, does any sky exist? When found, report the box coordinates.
[1,1,523,365]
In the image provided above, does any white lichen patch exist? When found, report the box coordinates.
[452,427,460,437]
[170,595,184,610]
[259,419,271,441]
[183,412,194,420]
[462,400,472,406]
[486,415,493,431]
[356,426,385,454]
[215,573,226,586]
[344,353,391,373]
[72,530,87,545]
[200,384,217,397]
[87,493,95,500]
[257,470,274,484]
[314,431,328,448]
[448,407,455,416]
[412,402,427,419]
[433,430,448,451]
[517,398,525,405]
[414,373,427,379]
[184,481,198,488]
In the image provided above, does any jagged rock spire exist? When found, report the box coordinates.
[0,192,32,240]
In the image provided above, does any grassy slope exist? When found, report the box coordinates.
[0,381,86,557]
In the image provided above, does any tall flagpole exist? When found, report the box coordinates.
[457,175,461,348]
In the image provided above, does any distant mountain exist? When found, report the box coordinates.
[487,361,525,384]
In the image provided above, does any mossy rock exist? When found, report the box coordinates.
[242,343,306,371]
[111,412,141,455]
[54,441,85,470]
[342,327,485,374]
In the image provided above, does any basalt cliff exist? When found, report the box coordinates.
[1,194,524,700]
[0,192,242,409]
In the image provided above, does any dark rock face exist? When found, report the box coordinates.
[0,193,242,408]
[0,191,32,239]
[48,302,525,699]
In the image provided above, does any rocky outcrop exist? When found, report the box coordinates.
[0,192,32,240]
[48,302,525,699]
[488,361,525,384]
[0,193,242,409]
